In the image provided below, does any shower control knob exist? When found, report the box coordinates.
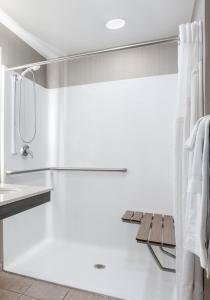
[20,145,34,158]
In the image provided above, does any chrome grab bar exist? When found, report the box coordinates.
[6,167,127,175]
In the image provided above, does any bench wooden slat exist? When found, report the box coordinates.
[149,214,163,245]
[131,211,143,223]
[122,210,176,248]
[122,210,134,222]
[162,215,175,248]
[136,213,153,243]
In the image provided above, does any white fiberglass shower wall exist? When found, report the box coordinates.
[3,68,177,300]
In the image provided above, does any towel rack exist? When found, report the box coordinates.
[6,167,127,175]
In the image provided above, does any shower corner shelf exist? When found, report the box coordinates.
[122,210,176,273]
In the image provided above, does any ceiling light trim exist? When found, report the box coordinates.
[106,18,126,30]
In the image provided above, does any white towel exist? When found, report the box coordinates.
[184,116,210,276]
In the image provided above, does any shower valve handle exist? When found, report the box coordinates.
[20,145,34,158]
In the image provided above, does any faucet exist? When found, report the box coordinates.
[20,145,33,158]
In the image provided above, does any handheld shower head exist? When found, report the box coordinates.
[20,65,40,77]
[32,66,40,71]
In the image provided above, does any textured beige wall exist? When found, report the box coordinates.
[0,221,2,268]
[204,273,210,300]
[47,41,178,89]
[191,0,204,20]
[192,0,210,116]
[0,23,47,87]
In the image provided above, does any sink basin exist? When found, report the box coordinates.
[0,187,21,194]
[0,184,52,209]
[0,184,52,220]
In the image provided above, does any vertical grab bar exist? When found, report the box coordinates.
[11,74,17,155]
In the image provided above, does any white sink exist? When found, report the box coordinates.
[0,187,22,194]
[0,184,52,206]
[0,184,52,220]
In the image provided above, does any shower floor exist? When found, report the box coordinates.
[4,239,176,300]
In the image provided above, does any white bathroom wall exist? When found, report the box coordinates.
[51,74,178,249]
[3,71,52,266]
[3,71,178,266]
[0,23,47,264]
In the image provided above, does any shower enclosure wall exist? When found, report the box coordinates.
[2,50,177,300]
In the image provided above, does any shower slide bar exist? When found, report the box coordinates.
[6,167,127,175]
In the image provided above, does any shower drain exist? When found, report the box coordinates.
[94,264,106,270]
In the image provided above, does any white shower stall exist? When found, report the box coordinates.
[2,67,177,300]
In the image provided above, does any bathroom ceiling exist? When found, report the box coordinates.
[0,0,195,58]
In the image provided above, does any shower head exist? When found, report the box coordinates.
[20,65,40,77]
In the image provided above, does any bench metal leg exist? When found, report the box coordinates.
[159,246,176,259]
[147,245,176,273]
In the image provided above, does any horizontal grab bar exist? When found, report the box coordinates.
[6,167,127,175]
[52,167,127,172]
[6,168,50,175]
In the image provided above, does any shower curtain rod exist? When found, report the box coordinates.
[7,36,178,71]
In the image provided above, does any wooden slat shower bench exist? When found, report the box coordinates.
[122,210,176,273]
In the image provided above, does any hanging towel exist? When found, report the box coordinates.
[184,116,210,276]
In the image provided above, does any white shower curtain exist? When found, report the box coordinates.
[174,21,204,300]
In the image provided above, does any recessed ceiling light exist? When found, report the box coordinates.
[106,19,126,30]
